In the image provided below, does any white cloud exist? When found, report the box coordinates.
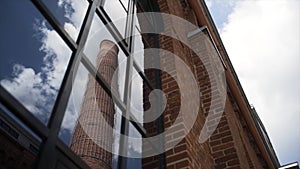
[220,0,300,164]
[58,0,88,40]
[1,65,47,117]
[0,19,71,124]
[204,0,238,29]
[39,21,72,89]
[59,3,132,143]
[58,0,88,28]
[205,0,213,9]
[54,2,126,143]
[64,22,78,40]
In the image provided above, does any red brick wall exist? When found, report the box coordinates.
[141,0,271,169]
[0,130,36,169]
[142,0,215,168]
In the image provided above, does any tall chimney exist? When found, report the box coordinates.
[71,40,119,169]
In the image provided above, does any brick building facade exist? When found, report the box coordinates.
[140,0,281,169]
[1,0,297,169]
[0,118,38,169]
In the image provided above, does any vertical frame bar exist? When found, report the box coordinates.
[117,0,136,168]
[32,0,100,168]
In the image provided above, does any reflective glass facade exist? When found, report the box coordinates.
[0,0,160,169]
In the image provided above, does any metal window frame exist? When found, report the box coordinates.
[0,0,166,168]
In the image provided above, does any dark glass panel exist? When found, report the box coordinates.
[40,0,89,41]
[83,15,127,101]
[0,0,72,124]
[59,63,121,169]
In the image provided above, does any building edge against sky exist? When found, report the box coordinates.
[139,0,287,168]
[0,0,299,169]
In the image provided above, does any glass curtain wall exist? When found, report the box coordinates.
[0,0,162,169]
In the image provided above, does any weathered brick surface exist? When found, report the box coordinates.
[71,40,119,169]
[142,0,215,168]
[141,0,272,169]
[0,131,36,169]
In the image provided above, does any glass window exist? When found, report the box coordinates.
[126,123,142,168]
[134,3,142,31]
[111,108,143,169]
[59,63,121,169]
[0,0,72,125]
[120,0,129,11]
[1,0,162,168]
[133,29,145,69]
[83,15,127,101]
[125,68,144,166]
[40,0,89,41]
[130,69,144,123]
[103,0,128,37]
[113,69,143,166]
[134,2,155,32]
[59,64,88,146]
[132,28,158,88]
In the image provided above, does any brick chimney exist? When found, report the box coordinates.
[71,40,119,169]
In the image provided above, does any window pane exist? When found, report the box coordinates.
[103,0,128,36]
[59,63,121,169]
[133,22,157,72]
[59,64,88,146]
[126,69,143,164]
[113,69,143,166]
[134,2,155,32]
[126,124,142,168]
[0,1,72,124]
[120,0,129,11]
[133,28,146,69]
[40,0,89,41]
[130,69,144,123]
[83,15,127,101]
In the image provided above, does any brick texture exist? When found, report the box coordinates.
[0,130,36,169]
[141,0,272,169]
[70,40,119,169]
[141,0,216,168]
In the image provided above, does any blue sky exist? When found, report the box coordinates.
[0,1,43,80]
[0,1,69,124]
[204,0,236,29]
[205,0,300,165]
